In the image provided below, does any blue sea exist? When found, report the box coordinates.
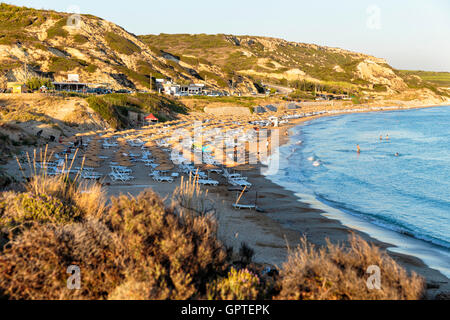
[265,106,450,277]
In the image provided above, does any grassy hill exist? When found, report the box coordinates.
[0,3,448,100]
[0,3,207,91]
[397,70,450,87]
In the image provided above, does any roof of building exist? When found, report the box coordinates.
[145,113,158,121]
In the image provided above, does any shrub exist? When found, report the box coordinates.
[73,34,89,45]
[276,236,425,300]
[105,190,228,299]
[86,96,126,129]
[25,77,54,91]
[0,219,125,300]
[207,268,260,300]
[46,18,68,39]
[239,242,255,266]
[105,32,141,55]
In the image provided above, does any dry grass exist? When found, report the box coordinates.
[0,152,428,300]
[105,190,228,300]
[0,219,125,300]
[276,236,425,300]
[172,174,215,216]
[0,148,105,243]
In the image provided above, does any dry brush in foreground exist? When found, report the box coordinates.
[0,159,425,300]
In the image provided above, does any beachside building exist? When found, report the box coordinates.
[7,82,27,94]
[179,84,205,96]
[145,113,159,124]
[53,81,91,92]
[287,103,300,110]
[254,106,267,114]
[157,79,211,96]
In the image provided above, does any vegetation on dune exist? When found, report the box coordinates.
[85,95,128,129]
[0,154,426,300]
[139,34,369,89]
[399,70,450,87]
[0,3,53,31]
[105,32,141,56]
[86,93,187,129]
[48,56,97,74]
[25,77,55,91]
[276,237,424,300]
[182,95,259,108]
[72,34,89,45]
[46,18,69,39]
[207,268,261,300]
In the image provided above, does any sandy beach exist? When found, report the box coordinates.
[98,103,450,299]
[5,102,449,299]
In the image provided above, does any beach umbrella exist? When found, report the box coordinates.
[155,163,174,171]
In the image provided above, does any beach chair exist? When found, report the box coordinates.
[228,178,252,188]
[232,203,256,210]
[197,179,219,186]
[152,173,174,183]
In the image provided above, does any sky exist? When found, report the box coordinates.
[5,0,450,71]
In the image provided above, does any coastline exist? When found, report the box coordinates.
[104,102,450,298]
[4,101,449,299]
[259,103,450,297]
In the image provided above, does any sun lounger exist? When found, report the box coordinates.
[152,175,174,183]
[228,178,252,188]
[197,179,219,186]
[232,203,257,210]
[81,171,103,180]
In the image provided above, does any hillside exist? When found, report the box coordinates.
[0,3,448,101]
[139,34,450,99]
[0,3,213,91]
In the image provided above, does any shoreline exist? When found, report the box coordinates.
[4,101,449,299]
[258,103,450,296]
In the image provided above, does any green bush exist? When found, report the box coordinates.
[105,32,141,55]
[73,34,89,45]
[25,77,54,91]
[0,219,125,300]
[46,18,68,39]
[207,268,261,300]
[48,57,97,74]
[86,96,126,129]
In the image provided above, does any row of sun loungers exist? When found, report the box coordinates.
[109,166,134,182]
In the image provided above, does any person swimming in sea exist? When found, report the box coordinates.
[395,152,400,157]
[380,135,383,141]
[386,134,390,141]
[357,145,361,154]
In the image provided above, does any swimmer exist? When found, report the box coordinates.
[395,152,399,157]
[380,135,383,141]
[357,145,361,154]
[386,134,390,141]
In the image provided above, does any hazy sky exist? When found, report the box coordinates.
[6,0,450,71]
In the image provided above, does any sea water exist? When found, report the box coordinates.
[265,106,450,276]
